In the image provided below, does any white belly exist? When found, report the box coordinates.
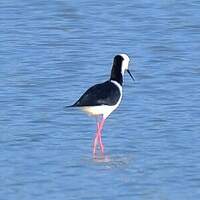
[81,104,119,119]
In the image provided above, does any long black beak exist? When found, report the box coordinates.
[127,69,135,81]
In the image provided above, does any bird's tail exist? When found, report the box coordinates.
[64,104,77,110]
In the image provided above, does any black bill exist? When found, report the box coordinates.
[127,69,135,81]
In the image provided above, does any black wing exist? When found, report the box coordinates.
[71,81,120,107]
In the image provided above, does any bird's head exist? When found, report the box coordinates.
[113,54,135,81]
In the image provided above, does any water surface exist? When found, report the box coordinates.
[0,0,200,199]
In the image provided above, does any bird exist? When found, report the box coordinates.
[67,54,134,158]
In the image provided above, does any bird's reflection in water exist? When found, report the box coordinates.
[83,153,134,168]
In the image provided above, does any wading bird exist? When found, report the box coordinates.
[67,54,134,158]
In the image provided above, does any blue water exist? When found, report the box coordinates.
[0,0,200,199]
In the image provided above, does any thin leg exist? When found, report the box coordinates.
[98,117,106,155]
[93,116,106,158]
[93,116,100,157]
[98,131,104,155]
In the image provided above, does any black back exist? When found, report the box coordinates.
[110,55,124,85]
[72,81,120,107]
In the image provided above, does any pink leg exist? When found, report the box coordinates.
[98,118,105,155]
[98,132,104,154]
[93,117,100,157]
[93,116,106,157]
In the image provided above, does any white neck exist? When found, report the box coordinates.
[120,54,130,75]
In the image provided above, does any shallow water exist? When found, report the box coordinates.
[0,0,200,199]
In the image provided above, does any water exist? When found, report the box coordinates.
[0,0,200,199]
